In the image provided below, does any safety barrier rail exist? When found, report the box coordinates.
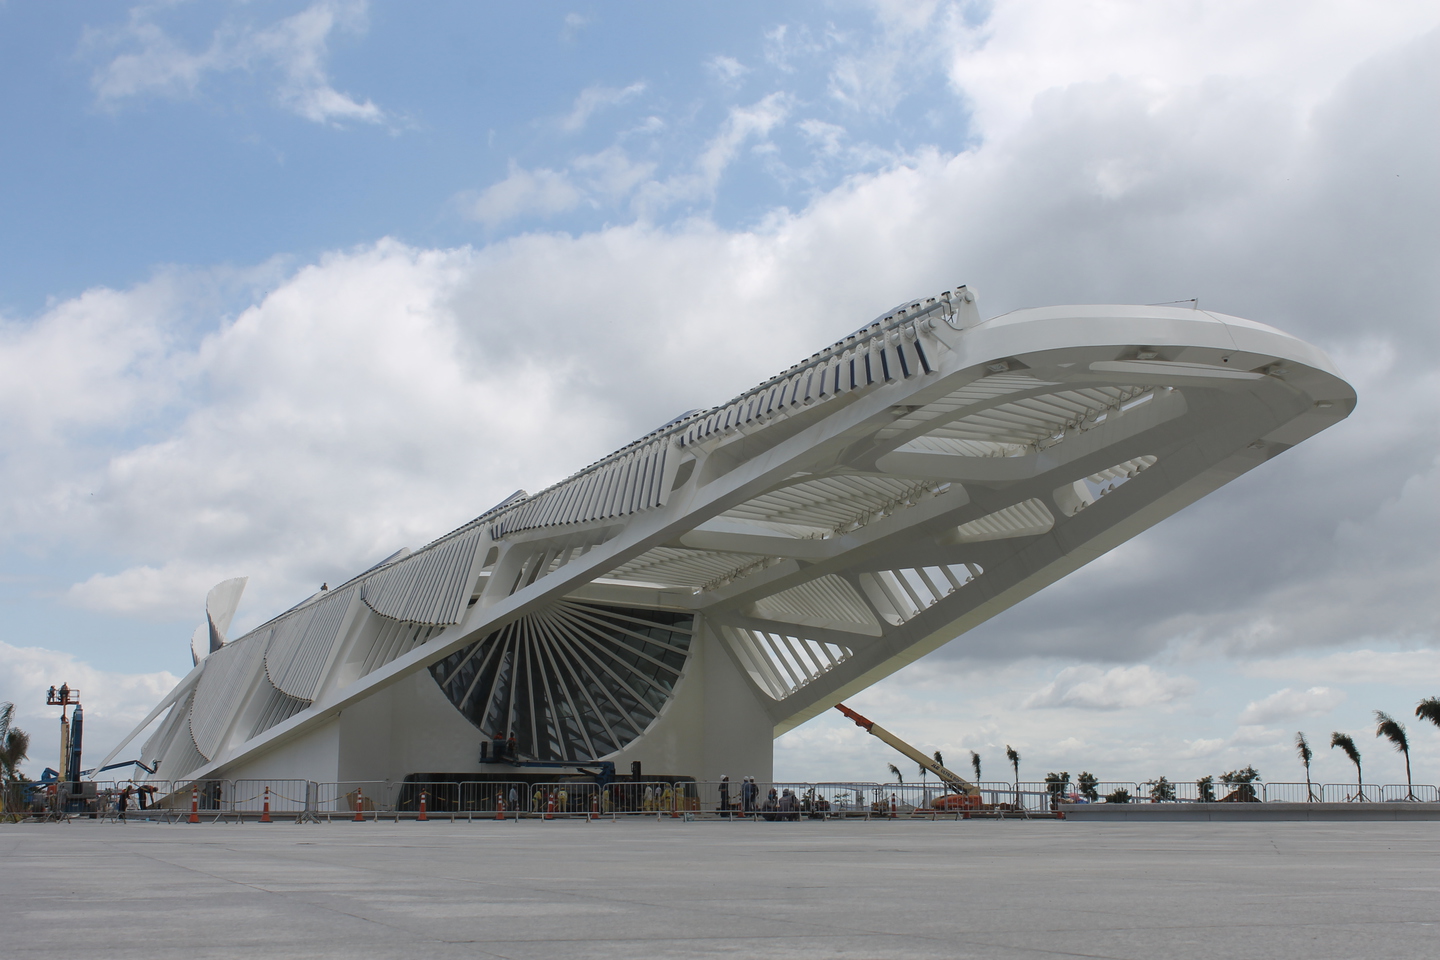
[8,777,1439,823]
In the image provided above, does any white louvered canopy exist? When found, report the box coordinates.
[263,587,352,701]
[110,292,1355,783]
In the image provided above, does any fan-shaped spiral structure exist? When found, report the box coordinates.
[429,601,694,762]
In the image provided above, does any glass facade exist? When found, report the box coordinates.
[430,600,694,762]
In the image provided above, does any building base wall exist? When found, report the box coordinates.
[223,717,339,785]
[213,620,776,785]
[608,619,774,783]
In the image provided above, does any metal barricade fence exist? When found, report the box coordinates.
[1380,783,1438,802]
[525,782,601,817]
[481,781,527,815]
[810,783,880,817]
[1085,782,1141,804]
[157,778,229,813]
[1322,782,1382,803]
[117,779,174,818]
[976,780,1028,809]
[230,779,310,814]
[395,781,462,814]
[33,776,1434,825]
[415,780,528,816]
[600,781,683,815]
[1262,782,1319,803]
[311,781,391,818]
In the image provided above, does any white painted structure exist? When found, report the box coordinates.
[106,289,1355,786]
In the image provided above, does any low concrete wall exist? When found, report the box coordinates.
[1060,801,1440,821]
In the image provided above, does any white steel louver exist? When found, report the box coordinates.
[719,625,854,699]
[859,564,984,626]
[951,500,1055,542]
[429,601,694,762]
[263,587,353,701]
[361,531,481,625]
[748,575,880,634]
[189,632,268,760]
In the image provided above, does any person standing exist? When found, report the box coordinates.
[718,776,730,818]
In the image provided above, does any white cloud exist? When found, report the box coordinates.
[1023,665,1195,710]
[469,91,791,225]
[561,13,591,42]
[87,0,384,125]
[1242,651,1440,687]
[559,82,646,132]
[635,93,792,212]
[939,0,1440,141]
[1238,687,1347,725]
[462,164,586,226]
[799,118,847,156]
[707,55,749,87]
[10,23,1440,651]
[67,563,245,620]
[0,641,181,778]
[570,147,659,200]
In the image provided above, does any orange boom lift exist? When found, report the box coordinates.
[834,703,982,810]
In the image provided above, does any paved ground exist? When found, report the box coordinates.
[3,817,1438,959]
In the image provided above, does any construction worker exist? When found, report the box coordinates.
[557,786,568,813]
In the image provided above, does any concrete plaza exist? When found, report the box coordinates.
[2,817,1437,959]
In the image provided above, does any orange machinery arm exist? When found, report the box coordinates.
[835,703,980,796]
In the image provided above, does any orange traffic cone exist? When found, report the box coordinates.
[496,795,505,820]
[418,791,428,821]
[589,794,598,821]
[890,793,897,819]
[353,787,365,821]
[545,792,555,820]
[189,785,199,824]
[260,785,272,823]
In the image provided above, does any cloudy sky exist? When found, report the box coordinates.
[2,0,1437,789]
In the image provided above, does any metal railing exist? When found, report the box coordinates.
[7,776,1438,823]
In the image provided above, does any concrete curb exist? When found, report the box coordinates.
[1059,801,1440,821]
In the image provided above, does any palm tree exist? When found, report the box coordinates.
[1374,711,1414,800]
[1,702,31,819]
[1331,732,1364,801]
[1417,697,1440,729]
[1006,745,1020,809]
[970,750,981,783]
[1296,732,1315,801]
[887,763,904,785]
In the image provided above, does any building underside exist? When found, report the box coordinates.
[105,289,1355,787]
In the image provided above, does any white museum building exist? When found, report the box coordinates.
[104,288,1355,791]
